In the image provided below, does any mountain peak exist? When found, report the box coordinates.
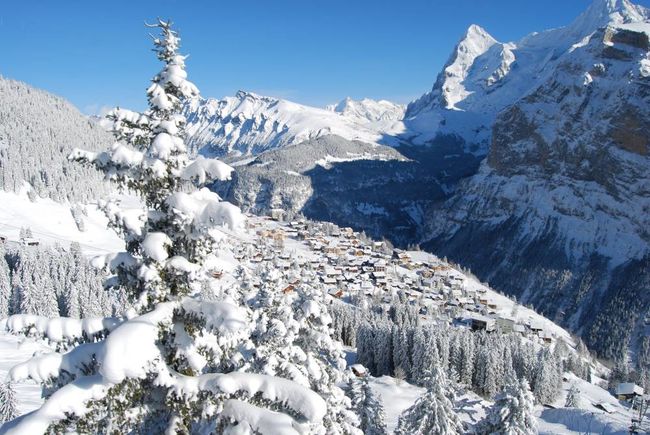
[464,24,496,44]
[567,0,649,38]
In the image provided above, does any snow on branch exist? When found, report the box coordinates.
[181,155,234,185]
[3,315,122,343]
[9,342,101,384]
[159,371,327,424]
[0,375,109,435]
[166,188,246,232]
[221,399,309,435]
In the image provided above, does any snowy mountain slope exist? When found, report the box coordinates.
[0,189,124,256]
[183,91,406,157]
[421,0,650,360]
[0,76,111,203]
[370,373,636,434]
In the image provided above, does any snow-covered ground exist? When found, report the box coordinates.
[369,373,636,434]
[0,189,123,256]
[0,332,49,415]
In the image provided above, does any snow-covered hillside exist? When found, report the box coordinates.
[0,76,111,203]
[183,92,406,157]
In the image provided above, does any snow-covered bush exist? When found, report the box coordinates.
[1,20,354,434]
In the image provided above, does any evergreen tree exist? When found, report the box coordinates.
[478,379,538,435]
[0,382,18,424]
[0,249,11,318]
[565,383,581,408]
[349,375,388,435]
[395,366,463,435]
[532,349,562,405]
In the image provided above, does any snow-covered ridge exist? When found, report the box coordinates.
[183,91,406,157]
[325,97,405,122]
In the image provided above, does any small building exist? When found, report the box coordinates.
[22,238,39,247]
[328,288,344,298]
[615,383,644,401]
[270,208,285,221]
[496,317,516,334]
[467,314,496,332]
[350,364,367,377]
[0,235,6,243]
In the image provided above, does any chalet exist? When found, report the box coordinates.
[528,321,544,334]
[22,238,39,247]
[0,235,6,243]
[467,314,496,332]
[374,260,387,272]
[282,285,295,294]
[540,331,554,344]
[615,383,644,401]
[350,364,367,377]
[270,208,285,221]
[496,317,515,334]
[328,288,344,298]
[512,324,526,335]
[210,270,223,279]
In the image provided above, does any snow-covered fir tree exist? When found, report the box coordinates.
[395,364,463,435]
[1,20,353,434]
[0,382,18,425]
[0,249,11,318]
[477,379,538,435]
[348,374,388,435]
[565,383,582,408]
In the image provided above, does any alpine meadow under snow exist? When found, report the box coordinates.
[1,0,650,434]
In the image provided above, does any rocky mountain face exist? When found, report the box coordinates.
[421,0,650,359]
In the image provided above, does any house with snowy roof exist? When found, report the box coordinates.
[615,383,644,401]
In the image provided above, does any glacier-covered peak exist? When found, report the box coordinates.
[326,97,405,122]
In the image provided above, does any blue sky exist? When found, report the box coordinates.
[1,0,648,113]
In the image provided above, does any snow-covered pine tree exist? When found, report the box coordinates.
[532,348,562,405]
[2,20,336,435]
[564,383,581,408]
[348,374,388,435]
[0,382,18,424]
[0,248,11,318]
[244,262,361,434]
[477,379,538,435]
[395,365,463,435]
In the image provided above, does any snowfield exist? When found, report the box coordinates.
[0,189,124,256]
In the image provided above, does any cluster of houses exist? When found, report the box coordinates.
[240,216,562,347]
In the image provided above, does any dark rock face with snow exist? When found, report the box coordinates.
[215,135,480,245]
[421,0,650,358]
